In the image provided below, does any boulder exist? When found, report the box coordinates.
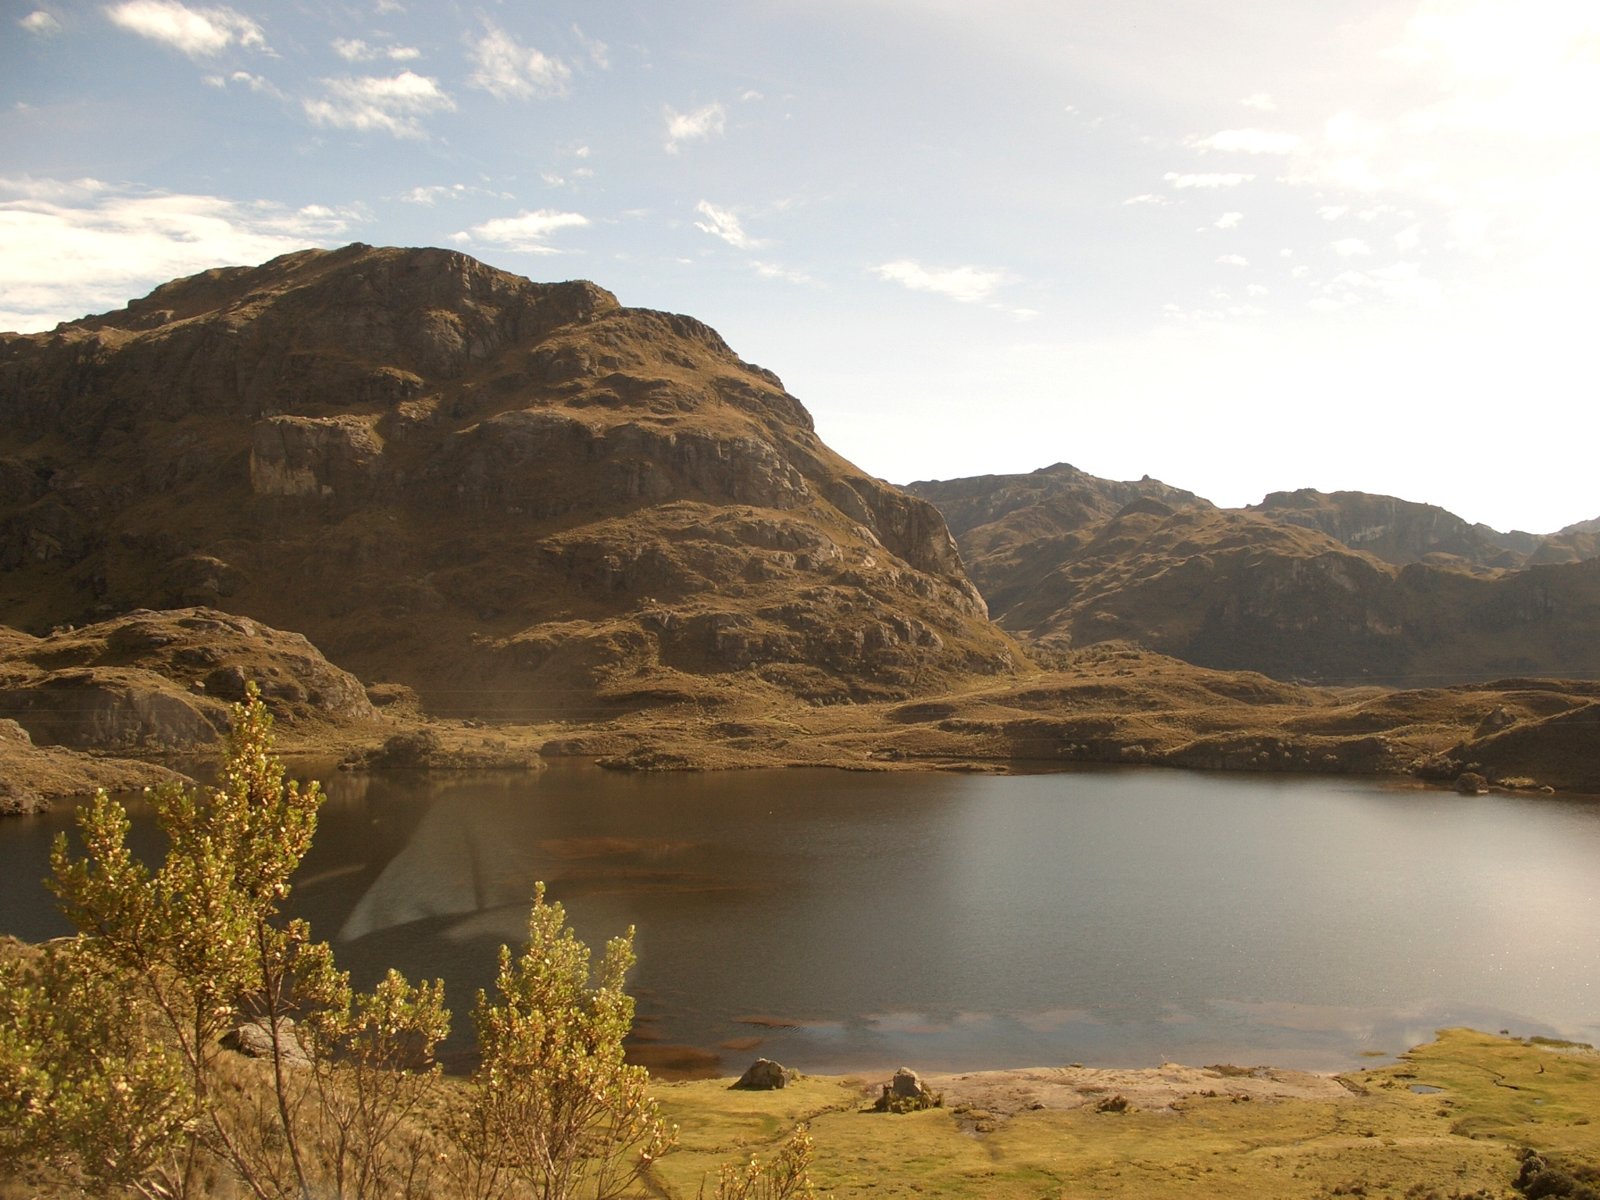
[732,1058,793,1090]
[222,1017,310,1068]
[876,1066,941,1112]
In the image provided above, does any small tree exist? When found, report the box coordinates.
[0,938,192,1196]
[44,688,327,1198]
[294,952,451,1200]
[703,1126,820,1200]
[451,883,676,1200]
[22,686,450,1199]
[2,689,680,1200]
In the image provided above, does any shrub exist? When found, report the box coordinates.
[1,687,670,1200]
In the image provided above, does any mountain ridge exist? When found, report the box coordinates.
[905,468,1600,685]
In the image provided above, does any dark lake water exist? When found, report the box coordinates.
[3,763,1597,1076]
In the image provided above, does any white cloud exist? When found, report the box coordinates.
[1447,207,1493,250]
[202,70,281,96]
[572,24,609,70]
[467,22,570,101]
[1122,193,1167,206]
[1317,205,1350,221]
[1240,92,1276,111]
[751,260,813,285]
[1324,111,1385,151]
[21,11,62,34]
[332,37,419,63]
[451,209,588,253]
[1389,1,1600,138]
[1191,128,1305,155]
[1331,237,1371,257]
[0,177,360,331]
[104,0,266,57]
[664,103,726,153]
[1328,262,1442,308]
[304,71,453,139]
[693,200,765,250]
[1216,254,1249,266]
[1163,171,1254,189]
[871,259,1007,303]
[402,184,462,205]
[1214,211,1243,229]
[1276,4,1600,303]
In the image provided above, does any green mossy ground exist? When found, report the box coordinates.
[643,1030,1600,1199]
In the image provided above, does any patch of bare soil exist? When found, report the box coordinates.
[920,1061,1351,1128]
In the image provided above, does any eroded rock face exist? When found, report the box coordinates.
[250,415,384,503]
[0,245,1016,712]
[0,673,229,750]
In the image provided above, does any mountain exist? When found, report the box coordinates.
[905,462,1201,617]
[1248,488,1600,570]
[908,468,1600,685]
[0,244,1020,717]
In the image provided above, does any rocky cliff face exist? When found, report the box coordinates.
[0,245,1017,714]
[911,467,1600,686]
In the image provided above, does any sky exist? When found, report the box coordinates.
[3,0,1597,534]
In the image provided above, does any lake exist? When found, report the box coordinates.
[3,763,1597,1076]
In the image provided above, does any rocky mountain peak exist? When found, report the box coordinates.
[0,247,1018,713]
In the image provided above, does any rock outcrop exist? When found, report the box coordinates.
[0,607,379,750]
[0,245,1019,715]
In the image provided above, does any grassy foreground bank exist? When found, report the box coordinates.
[5,1027,1595,1198]
[643,1030,1599,1199]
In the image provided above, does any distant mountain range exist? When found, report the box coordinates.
[906,466,1600,685]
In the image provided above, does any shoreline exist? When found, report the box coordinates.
[5,647,1600,816]
[641,1028,1600,1198]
